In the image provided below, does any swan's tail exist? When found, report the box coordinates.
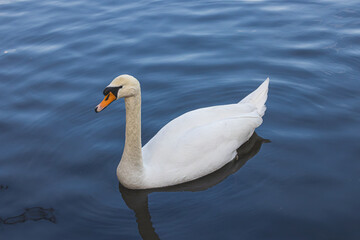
[239,78,269,117]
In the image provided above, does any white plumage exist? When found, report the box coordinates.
[95,75,269,189]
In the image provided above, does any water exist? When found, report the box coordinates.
[1,0,359,239]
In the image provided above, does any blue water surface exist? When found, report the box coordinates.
[1,0,360,239]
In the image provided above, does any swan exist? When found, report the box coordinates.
[95,74,269,189]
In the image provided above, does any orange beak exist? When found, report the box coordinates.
[95,92,117,113]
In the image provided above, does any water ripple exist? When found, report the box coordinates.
[1,0,360,239]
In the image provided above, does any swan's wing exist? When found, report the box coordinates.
[143,103,256,157]
[169,114,262,177]
[142,104,262,187]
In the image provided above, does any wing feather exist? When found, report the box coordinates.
[142,103,262,187]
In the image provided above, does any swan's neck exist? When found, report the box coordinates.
[123,94,142,165]
[117,93,144,187]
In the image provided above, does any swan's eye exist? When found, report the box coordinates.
[103,86,122,96]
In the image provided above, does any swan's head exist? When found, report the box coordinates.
[95,74,140,113]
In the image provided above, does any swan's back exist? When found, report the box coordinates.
[142,78,269,188]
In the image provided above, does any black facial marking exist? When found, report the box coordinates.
[103,86,122,96]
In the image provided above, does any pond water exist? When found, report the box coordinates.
[1,0,359,239]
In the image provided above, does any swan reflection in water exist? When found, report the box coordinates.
[119,132,269,240]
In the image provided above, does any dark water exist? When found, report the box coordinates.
[1,0,360,239]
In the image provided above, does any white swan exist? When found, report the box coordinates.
[95,75,269,189]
